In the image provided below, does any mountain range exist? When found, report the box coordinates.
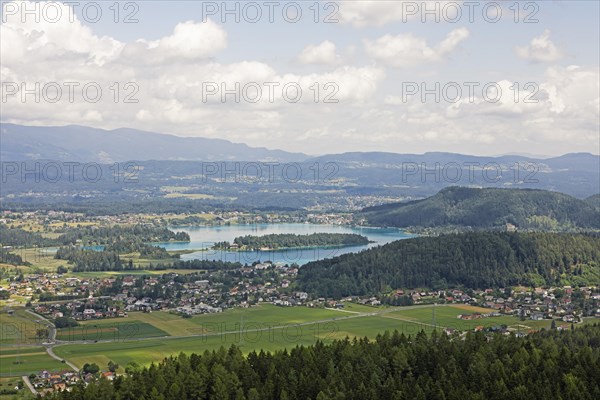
[0,123,306,162]
[1,123,599,200]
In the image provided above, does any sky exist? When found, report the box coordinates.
[1,0,599,156]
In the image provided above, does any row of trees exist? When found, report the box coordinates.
[0,248,29,266]
[298,232,600,297]
[49,325,600,400]
[55,247,124,272]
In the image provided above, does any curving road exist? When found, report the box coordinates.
[25,310,79,371]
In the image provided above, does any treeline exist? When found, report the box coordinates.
[55,247,125,272]
[0,223,189,249]
[297,232,600,298]
[104,241,176,259]
[56,225,190,245]
[50,325,600,400]
[224,233,370,249]
[55,245,242,272]
[0,224,55,247]
[0,249,29,266]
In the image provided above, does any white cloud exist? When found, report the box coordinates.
[298,41,341,65]
[1,1,124,67]
[121,20,227,64]
[516,30,563,63]
[1,1,597,156]
[0,1,386,148]
[338,1,466,27]
[364,28,469,68]
[338,1,409,27]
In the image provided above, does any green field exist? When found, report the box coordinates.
[56,321,168,341]
[0,376,32,400]
[4,304,557,375]
[0,352,68,377]
[0,347,47,356]
[0,309,48,345]
[386,304,551,332]
[52,304,547,371]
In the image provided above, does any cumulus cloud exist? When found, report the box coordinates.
[516,30,563,63]
[1,1,597,156]
[298,41,341,65]
[1,1,124,67]
[364,28,469,68]
[0,0,386,149]
[121,20,227,64]
[338,1,462,27]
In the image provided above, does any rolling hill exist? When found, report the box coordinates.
[360,187,600,230]
[298,232,600,296]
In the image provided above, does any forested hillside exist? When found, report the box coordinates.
[297,232,600,297]
[586,194,600,212]
[49,325,600,400]
[360,187,600,230]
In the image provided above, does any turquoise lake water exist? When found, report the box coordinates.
[153,223,413,265]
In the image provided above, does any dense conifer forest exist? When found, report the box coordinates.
[298,232,600,297]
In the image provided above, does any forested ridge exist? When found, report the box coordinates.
[360,187,600,230]
[49,325,600,400]
[297,232,600,297]
[217,233,370,250]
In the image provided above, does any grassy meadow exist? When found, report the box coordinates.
[51,304,552,371]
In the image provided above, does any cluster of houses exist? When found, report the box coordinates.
[175,303,222,316]
[29,369,116,395]
[30,370,80,393]
[12,261,307,322]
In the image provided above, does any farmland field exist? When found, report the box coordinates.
[56,321,167,341]
[0,352,69,376]
[385,305,552,332]
[0,309,48,345]
[52,304,549,371]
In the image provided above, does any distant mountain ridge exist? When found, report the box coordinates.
[0,123,307,162]
[1,123,598,199]
[360,187,600,230]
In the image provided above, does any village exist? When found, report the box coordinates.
[3,264,600,333]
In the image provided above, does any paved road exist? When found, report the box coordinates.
[21,375,36,395]
[26,309,56,341]
[46,346,79,371]
[25,310,80,371]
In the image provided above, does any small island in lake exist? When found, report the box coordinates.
[213,233,372,251]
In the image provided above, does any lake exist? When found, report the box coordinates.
[153,223,413,265]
